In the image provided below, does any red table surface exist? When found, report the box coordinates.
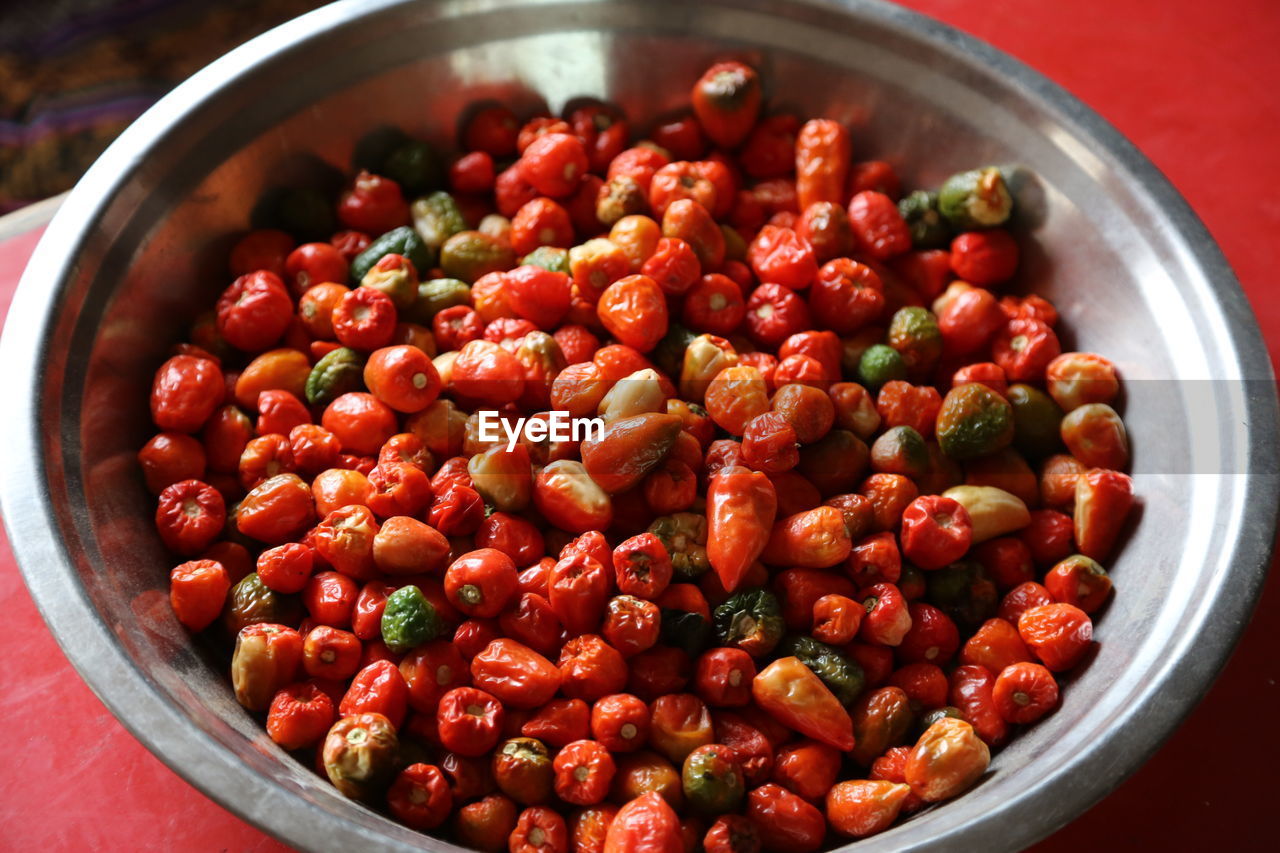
[2,0,1278,848]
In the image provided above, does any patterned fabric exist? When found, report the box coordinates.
[0,0,327,213]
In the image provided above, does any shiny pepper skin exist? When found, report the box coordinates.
[1018,603,1094,671]
[613,533,674,601]
[582,413,683,494]
[151,355,225,432]
[604,791,684,853]
[760,506,852,568]
[905,717,990,802]
[826,779,912,839]
[706,466,778,593]
[553,739,617,805]
[682,743,746,815]
[445,548,518,618]
[795,119,851,211]
[231,623,303,711]
[691,62,762,150]
[155,479,226,555]
[169,559,231,631]
[900,495,973,570]
[437,686,506,757]
[752,656,854,750]
[1073,468,1134,561]
[746,784,826,853]
[471,638,561,709]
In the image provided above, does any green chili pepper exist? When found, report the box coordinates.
[411,191,468,252]
[223,573,300,635]
[869,425,930,480]
[682,745,745,815]
[887,306,942,378]
[660,609,712,657]
[916,705,964,738]
[252,186,337,242]
[405,277,471,325]
[713,588,784,658]
[936,382,1015,460]
[898,562,926,601]
[648,513,710,580]
[353,126,411,173]
[383,140,444,197]
[938,166,1013,229]
[305,347,366,407]
[857,343,907,392]
[925,560,998,632]
[351,226,433,284]
[780,635,866,706]
[359,255,418,310]
[439,230,516,283]
[520,246,571,274]
[898,189,952,249]
[1007,383,1065,459]
[720,224,747,262]
[653,324,698,378]
[380,585,441,653]
[278,186,338,242]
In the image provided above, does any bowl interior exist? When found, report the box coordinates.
[6,1,1273,851]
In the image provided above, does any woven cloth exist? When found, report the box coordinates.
[0,0,326,213]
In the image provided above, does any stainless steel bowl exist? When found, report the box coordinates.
[2,0,1276,849]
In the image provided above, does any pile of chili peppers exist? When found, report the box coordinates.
[143,59,1134,851]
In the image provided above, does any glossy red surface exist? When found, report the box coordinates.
[0,0,1276,848]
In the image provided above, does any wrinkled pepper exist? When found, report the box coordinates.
[760,505,852,568]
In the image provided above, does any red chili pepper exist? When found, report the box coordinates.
[706,466,777,593]
[690,62,762,150]
[445,548,519,619]
[745,784,826,853]
[599,791,681,853]
[339,659,409,728]
[1073,468,1134,561]
[751,656,854,750]
[948,664,1009,747]
[601,595,661,658]
[519,698,590,749]
[553,739,617,806]
[470,638,561,709]
[612,533,674,601]
[155,479,226,555]
[387,763,453,830]
[169,559,231,631]
[760,505,851,568]
[795,119,851,211]
[899,495,973,570]
[558,635,628,703]
[547,552,612,635]
[396,639,468,714]
[437,686,506,757]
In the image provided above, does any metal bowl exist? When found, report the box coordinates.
[1,0,1276,849]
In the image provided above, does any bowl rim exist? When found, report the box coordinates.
[1,0,1276,850]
